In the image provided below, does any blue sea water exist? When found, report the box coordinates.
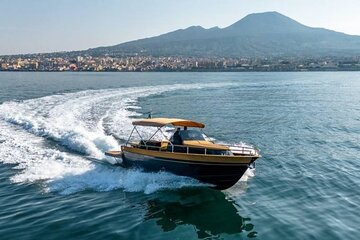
[0,72,359,239]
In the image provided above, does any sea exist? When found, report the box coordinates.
[0,72,359,240]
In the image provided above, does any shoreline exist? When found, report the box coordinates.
[1,69,360,73]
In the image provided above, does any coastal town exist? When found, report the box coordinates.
[1,54,360,72]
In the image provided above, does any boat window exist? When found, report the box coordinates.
[179,129,205,141]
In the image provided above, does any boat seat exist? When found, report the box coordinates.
[160,140,169,150]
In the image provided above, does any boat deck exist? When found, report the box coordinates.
[129,140,259,157]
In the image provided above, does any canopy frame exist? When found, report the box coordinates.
[125,125,175,149]
[132,118,205,128]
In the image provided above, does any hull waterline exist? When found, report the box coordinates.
[121,150,252,190]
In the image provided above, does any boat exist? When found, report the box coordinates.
[105,118,260,190]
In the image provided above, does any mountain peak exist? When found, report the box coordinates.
[86,11,360,58]
[246,11,286,18]
[242,11,300,24]
[226,11,308,33]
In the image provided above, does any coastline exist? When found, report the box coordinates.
[1,68,360,72]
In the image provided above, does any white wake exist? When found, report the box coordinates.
[0,83,233,194]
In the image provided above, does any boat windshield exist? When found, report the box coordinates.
[179,129,205,141]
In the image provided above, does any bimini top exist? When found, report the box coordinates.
[132,118,205,128]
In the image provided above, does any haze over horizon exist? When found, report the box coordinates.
[1,0,360,55]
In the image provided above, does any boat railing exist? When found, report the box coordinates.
[127,142,259,156]
[231,147,259,156]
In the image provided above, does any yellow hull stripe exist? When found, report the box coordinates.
[122,146,258,164]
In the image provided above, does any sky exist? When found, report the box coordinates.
[1,0,360,55]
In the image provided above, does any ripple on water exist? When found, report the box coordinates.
[1,72,360,239]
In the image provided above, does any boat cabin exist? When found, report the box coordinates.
[127,118,232,155]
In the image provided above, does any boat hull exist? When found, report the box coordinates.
[121,150,250,190]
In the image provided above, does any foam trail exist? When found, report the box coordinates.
[0,83,234,159]
[0,121,205,195]
[0,82,232,194]
[240,168,256,182]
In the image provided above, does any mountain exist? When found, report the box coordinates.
[39,12,360,58]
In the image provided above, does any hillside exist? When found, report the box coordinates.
[83,11,360,57]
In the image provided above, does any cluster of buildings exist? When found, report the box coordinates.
[1,55,360,72]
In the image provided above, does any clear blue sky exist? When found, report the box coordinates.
[1,0,359,55]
